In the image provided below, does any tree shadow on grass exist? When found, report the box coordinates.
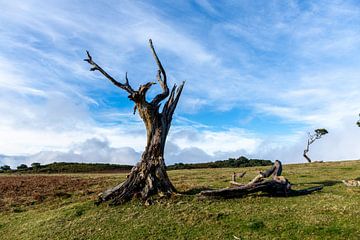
[179,187,212,195]
[300,180,342,187]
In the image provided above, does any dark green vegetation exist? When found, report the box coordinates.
[1,160,360,239]
[16,164,28,170]
[0,156,272,173]
[168,156,272,170]
[1,162,133,174]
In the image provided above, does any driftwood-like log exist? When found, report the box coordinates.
[200,160,323,198]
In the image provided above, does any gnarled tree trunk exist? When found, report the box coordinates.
[85,40,184,205]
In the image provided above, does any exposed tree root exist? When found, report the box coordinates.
[96,158,177,205]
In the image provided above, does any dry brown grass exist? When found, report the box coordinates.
[0,174,121,211]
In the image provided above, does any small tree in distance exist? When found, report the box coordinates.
[17,164,28,170]
[357,113,360,127]
[303,128,328,163]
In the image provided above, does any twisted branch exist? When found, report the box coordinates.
[84,51,135,95]
[85,40,184,116]
[149,39,169,106]
[163,81,185,120]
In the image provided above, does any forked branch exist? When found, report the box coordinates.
[85,40,184,117]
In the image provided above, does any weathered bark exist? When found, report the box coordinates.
[200,180,291,198]
[199,160,323,198]
[85,40,184,205]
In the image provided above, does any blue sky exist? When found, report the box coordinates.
[0,0,360,167]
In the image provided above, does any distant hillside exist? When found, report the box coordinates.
[167,156,272,170]
[0,156,272,173]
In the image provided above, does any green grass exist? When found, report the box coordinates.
[1,160,360,239]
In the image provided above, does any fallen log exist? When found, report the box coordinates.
[200,179,290,198]
[199,160,323,198]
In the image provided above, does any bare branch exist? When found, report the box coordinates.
[125,72,129,85]
[84,51,135,95]
[162,81,185,121]
[149,39,169,105]
[169,81,185,114]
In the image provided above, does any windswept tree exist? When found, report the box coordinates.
[303,128,328,163]
[17,164,28,170]
[85,39,185,205]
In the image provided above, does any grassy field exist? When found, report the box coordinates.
[1,160,360,239]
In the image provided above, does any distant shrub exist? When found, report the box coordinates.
[12,162,133,173]
[17,164,28,170]
[31,163,41,169]
[167,156,272,170]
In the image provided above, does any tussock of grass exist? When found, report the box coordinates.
[1,160,360,239]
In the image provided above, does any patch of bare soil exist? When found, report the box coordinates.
[0,175,110,211]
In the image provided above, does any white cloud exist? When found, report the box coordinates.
[252,115,360,164]
[0,138,141,168]
[0,1,360,166]
[169,126,260,155]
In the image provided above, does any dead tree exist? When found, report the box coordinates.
[85,40,185,205]
[200,160,323,198]
[303,128,328,163]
